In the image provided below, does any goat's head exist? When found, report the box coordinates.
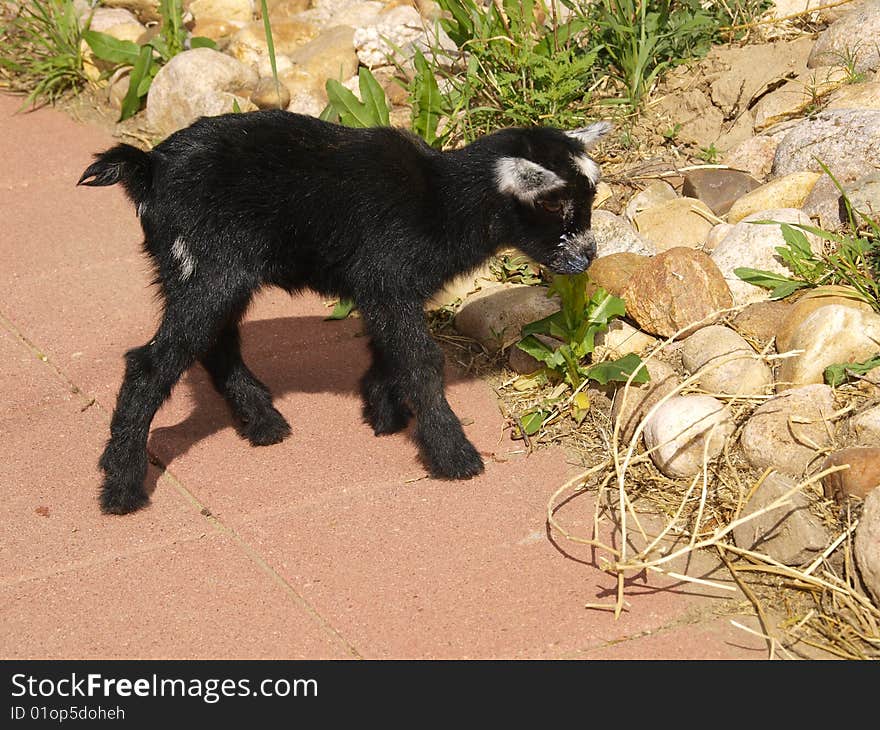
[492,121,612,275]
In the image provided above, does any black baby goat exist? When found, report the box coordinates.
[79,110,610,514]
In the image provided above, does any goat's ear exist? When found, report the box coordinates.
[495,157,565,203]
[566,121,613,149]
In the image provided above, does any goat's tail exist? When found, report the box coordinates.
[77,143,152,207]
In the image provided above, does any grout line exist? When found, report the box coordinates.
[160,470,364,659]
[0,306,363,658]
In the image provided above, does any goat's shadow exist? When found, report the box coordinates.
[144,314,475,484]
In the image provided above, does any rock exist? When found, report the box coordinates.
[632,197,715,251]
[739,384,835,476]
[732,299,794,344]
[680,325,772,396]
[265,0,311,22]
[318,0,385,28]
[426,262,496,310]
[752,66,848,131]
[584,253,651,299]
[283,25,359,98]
[591,210,656,258]
[623,180,678,223]
[826,79,880,111]
[354,4,455,68]
[801,174,848,231]
[732,472,832,567]
[681,168,761,217]
[726,172,822,223]
[146,48,258,139]
[593,320,658,361]
[775,285,875,353]
[709,37,814,118]
[94,0,160,23]
[286,88,325,116]
[772,110,880,183]
[821,447,880,501]
[453,284,560,353]
[612,359,681,444]
[710,208,822,307]
[808,0,880,75]
[189,0,253,26]
[191,18,241,41]
[704,223,733,253]
[723,135,779,181]
[227,19,318,68]
[594,181,613,209]
[777,305,880,388]
[643,395,734,478]
[622,248,733,339]
[766,0,826,19]
[850,405,880,447]
[854,487,880,605]
[87,7,142,31]
[845,172,880,220]
[250,77,291,109]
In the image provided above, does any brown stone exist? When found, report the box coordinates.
[732,299,794,344]
[775,285,874,353]
[621,248,734,339]
[250,77,291,110]
[585,253,651,299]
[611,359,681,444]
[681,168,761,216]
[822,447,880,501]
[632,197,715,251]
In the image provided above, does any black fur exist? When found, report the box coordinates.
[79,110,606,514]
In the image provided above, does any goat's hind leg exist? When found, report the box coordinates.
[200,322,291,446]
[361,338,413,435]
[99,294,242,514]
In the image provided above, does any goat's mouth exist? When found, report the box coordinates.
[546,231,596,275]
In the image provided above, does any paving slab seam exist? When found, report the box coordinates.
[1,305,363,658]
[158,468,364,659]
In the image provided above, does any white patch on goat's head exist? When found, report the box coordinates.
[566,121,613,149]
[496,157,565,203]
[171,236,195,281]
[572,153,601,186]
[136,202,147,218]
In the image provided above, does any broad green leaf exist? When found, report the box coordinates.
[82,30,140,65]
[769,280,810,299]
[824,354,880,387]
[189,36,217,50]
[358,67,390,127]
[325,79,375,128]
[411,49,442,146]
[326,298,356,320]
[587,353,650,386]
[587,288,626,326]
[520,410,546,436]
[515,334,558,365]
[318,103,338,122]
[733,267,808,297]
[119,44,153,122]
[780,223,813,258]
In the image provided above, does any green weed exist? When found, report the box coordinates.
[0,0,89,106]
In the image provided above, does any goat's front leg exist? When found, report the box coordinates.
[359,302,484,479]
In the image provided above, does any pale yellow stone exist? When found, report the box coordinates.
[726,171,822,223]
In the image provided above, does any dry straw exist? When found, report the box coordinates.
[543,305,880,659]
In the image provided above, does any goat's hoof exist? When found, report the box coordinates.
[365,404,412,436]
[428,441,485,480]
[242,408,291,446]
[100,481,150,515]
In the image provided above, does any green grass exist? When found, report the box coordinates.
[0,0,90,106]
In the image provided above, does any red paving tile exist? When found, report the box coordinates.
[237,452,739,659]
[0,93,767,660]
[0,534,352,659]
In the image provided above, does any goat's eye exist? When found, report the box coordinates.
[538,199,562,214]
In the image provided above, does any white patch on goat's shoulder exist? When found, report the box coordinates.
[171,236,195,281]
[566,121,613,149]
[495,157,564,203]
[572,153,601,186]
